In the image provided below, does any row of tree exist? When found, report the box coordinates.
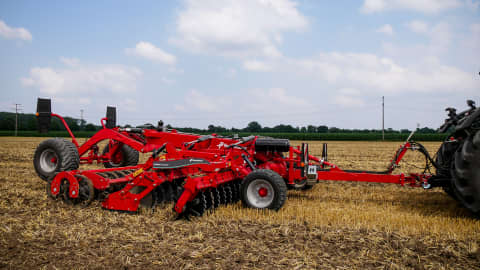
[0,112,97,131]
[0,112,438,134]
[178,121,436,134]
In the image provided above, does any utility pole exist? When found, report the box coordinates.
[80,109,84,130]
[382,96,385,141]
[14,103,21,136]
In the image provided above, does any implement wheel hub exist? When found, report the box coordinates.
[258,187,268,197]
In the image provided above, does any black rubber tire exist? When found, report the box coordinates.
[451,131,480,217]
[435,142,459,199]
[442,185,457,200]
[241,169,287,211]
[33,138,80,181]
[102,143,139,168]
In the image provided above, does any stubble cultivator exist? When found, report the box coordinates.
[34,98,480,218]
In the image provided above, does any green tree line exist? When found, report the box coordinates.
[0,112,97,131]
[176,121,437,134]
[0,112,445,141]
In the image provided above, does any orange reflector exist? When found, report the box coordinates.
[35,112,39,116]
[300,162,305,167]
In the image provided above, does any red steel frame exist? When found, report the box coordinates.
[47,113,144,164]
[266,141,430,188]
[48,126,432,214]
[47,112,234,165]
[49,136,256,213]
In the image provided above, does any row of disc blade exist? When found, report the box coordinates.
[182,179,242,217]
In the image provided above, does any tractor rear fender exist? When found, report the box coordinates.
[455,108,480,132]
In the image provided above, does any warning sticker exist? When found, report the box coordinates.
[132,168,144,178]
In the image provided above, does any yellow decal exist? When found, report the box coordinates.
[133,168,144,178]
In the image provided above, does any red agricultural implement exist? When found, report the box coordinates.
[34,98,176,180]
[36,98,480,218]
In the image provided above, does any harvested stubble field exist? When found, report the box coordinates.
[0,137,479,269]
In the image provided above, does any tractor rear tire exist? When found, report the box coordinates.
[435,141,458,200]
[451,131,480,217]
[241,169,287,211]
[34,138,80,181]
[102,143,139,168]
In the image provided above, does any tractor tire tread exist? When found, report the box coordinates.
[452,130,480,217]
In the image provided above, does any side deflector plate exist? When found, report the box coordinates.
[153,158,210,169]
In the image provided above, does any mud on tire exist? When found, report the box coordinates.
[451,131,480,217]
[102,143,139,168]
[241,169,287,211]
[34,138,80,181]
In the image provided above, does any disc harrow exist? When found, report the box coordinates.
[39,99,480,218]
[178,182,242,218]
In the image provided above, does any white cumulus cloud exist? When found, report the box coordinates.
[361,0,463,14]
[21,58,142,95]
[0,20,32,41]
[243,60,271,72]
[465,0,480,10]
[467,23,480,49]
[291,52,475,94]
[246,88,310,112]
[125,41,176,65]
[174,88,310,117]
[60,57,80,67]
[179,89,232,113]
[170,0,308,58]
[376,24,394,35]
[333,88,366,108]
[406,20,429,33]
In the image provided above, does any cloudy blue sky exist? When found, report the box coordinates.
[1,0,479,130]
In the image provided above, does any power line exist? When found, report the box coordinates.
[382,96,385,141]
[80,109,84,130]
[14,103,22,136]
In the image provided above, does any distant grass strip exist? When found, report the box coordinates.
[0,130,448,141]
